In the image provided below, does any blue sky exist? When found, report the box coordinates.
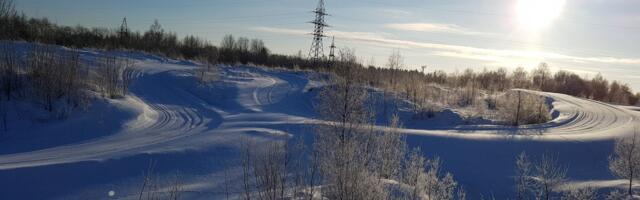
[16,0,640,90]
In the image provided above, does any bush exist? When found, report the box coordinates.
[93,55,133,98]
[497,90,550,126]
[0,43,22,100]
[27,45,87,112]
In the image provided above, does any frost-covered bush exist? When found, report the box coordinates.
[497,90,550,126]
[561,186,598,200]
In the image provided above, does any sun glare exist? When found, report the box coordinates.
[516,0,566,31]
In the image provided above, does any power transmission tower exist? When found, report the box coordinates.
[308,0,329,64]
[119,17,129,47]
[119,17,129,38]
[328,36,336,62]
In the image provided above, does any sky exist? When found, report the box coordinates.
[15,0,640,90]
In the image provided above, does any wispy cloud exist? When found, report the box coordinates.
[385,23,494,36]
[377,8,413,19]
[253,27,640,65]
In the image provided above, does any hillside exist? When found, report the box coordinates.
[0,43,638,199]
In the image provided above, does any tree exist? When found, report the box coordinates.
[220,34,235,50]
[511,67,529,89]
[621,84,635,105]
[515,152,533,200]
[143,19,166,52]
[0,44,20,100]
[387,50,404,90]
[532,63,552,91]
[534,153,567,200]
[404,148,426,200]
[374,114,406,179]
[235,37,249,52]
[0,0,15,17]
[422,157,459,200]
[609,81,622,103]
[313,49,464,200]
[0,0,17,39]
[314,48,385,200]
[249,39,269,63]
[553,70,586,97]
[609,130,640,198]
[383,50,404,118]
[95,55,132,98]
[590,73,609,101]
[28,45,86,112]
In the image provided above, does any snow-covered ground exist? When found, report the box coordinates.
[0,44,639,199]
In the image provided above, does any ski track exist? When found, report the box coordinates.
[0,62,638,167]
[0,56,639,198]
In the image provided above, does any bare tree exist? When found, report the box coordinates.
[251,142,289,200]
[609,130,640,198]
[511,67,530,89]
[590,73,609,101]
[0,44,21,100]
[422,157,459,200]
[314,48,388,200]
[383,50,404,118]
[0,0,17,39]
[401,148,465,200]
[534,152,567,200]
[28,45,87,113]
[221,35,235,50]
[0,0,15,18]
[532,63,552,91]
[404,148,426,200]
[387,50,404,90]
[515,152,533,200]
[235,37,250,52]
[95,55,133,98]
[374,114,406,180]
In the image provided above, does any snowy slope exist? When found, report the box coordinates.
[0,45,638,199]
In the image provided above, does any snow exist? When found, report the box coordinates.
[0,42,639,199]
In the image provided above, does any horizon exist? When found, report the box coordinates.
[15,0,640,90]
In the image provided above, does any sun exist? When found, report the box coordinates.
[515,0,566,31]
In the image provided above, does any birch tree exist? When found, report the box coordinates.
[515,152,533,200]
[534,153,567,200]
[609,130,640,198]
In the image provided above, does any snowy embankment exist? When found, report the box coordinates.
[0,44,638,199]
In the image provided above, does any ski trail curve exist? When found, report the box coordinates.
[0,68,223,170]
[396,91,640,141]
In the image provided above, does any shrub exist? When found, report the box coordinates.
[497,90,550,126]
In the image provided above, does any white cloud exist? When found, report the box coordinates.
[253,27,640,65]
[385,23,494,36]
